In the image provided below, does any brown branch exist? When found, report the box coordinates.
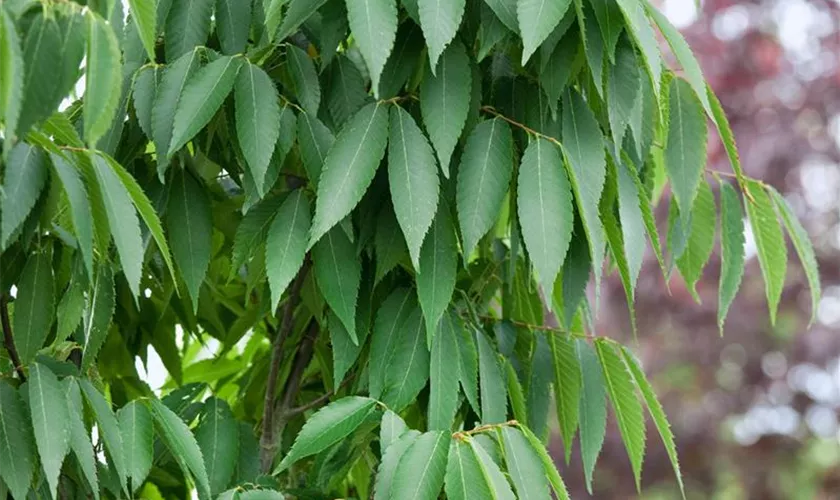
[259,258,310,473]
[264,320,321,473]
[1,295,26,381]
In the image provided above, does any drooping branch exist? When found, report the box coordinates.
[0,295,26,381]
[259,258,310,472]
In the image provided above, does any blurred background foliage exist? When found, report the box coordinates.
[556,1,840,497]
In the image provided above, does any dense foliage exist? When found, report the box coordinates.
[0,0,821,499]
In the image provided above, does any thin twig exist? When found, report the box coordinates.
[283,373,356,418]
[452,420,519,440]
[259,259,311,473]
[0,295,26,381]
[473,314,599,341]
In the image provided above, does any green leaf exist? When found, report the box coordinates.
[375,207,409,284]
[457,119,514,258]
[1,143,47,250]
[676,181,716,300]
[276,396,378,472]
[453,313,480,415]
[578,0,605,98]
[79,263,116,369]
[62,379,99,500]
[707,85,744,182]
[418,0,466,71]
[55,271,85,348]
[577,340,607,492]
[216,0,250,54]
[615,158,647,293]
[12,248,54,365]
[500,427,550,499]
[15,14,62,139]
[483,0,518,33]
[549,333,580,462]
[717,182,746,332]
[313,226,361,342]
[525,333,553,439]
[390,431,450,500]
[477,331,507,424]
[420,41,471,178]
[665,77,708,227]
[328,309,363,389]
[235,61,282,195]
[149,399,211,499]
[645,5,710,114]
[238,490,285,500]
[127,0,157,60]
[274,0,329,41]
[745,180,787,325]
[167,170,212,311]
[29,363,70,499]
[0,7,23,145]
[194,398,239,496]
[0,381,36,500]
[325,55,369,128]
[345,0,398,97]
[595,339,645,491]
[589,0,623,59]
[266,189,311,310]
[380,409,409,451]
[231,195,283,274]
[516,424,570,499]
[517,0,572,64]
[309,102,389,246]
[79,381,128,493]
[379,21,425,98]
[164,0,213,60]
[562,90,606,290]
[49,154,92,277]
[470,438,516,499]
[152,49,200,178]
[769,188,821,324]
[169,55,243,156]
[620,346,685,498]
[607,38,641,152]
[429,311,461,431]
[505,360,529,434]
[89,155,142,297]
[369,288,416,398]
[417,202,458,342]
[388,105,440,270]
[614,0,661,95]
[97,153,177,284]
[297,112,335,186]
[374,430,420,500]
[285,44,320,117]
[117,401,153,492]
[517,138,573,298]
[84,12,122,145]
[381,307,430,411]
[444,438,493,500]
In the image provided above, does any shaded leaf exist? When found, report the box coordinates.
[313,226,361,342]
[1,143,48,250]
[549,333,580,462]
[194,398,239,496]
[418,0,466,70]
[84,12,123,145]
[417,202,458,342]
[149,399,211,499]
[577,340,606,492]
[390,431,450,500]
[12,249,55,365]
[216,0,251,54]
[164,0,213,60]
[167,170,213,311]
[517,0,572,64]
[117,401,153,491]
[286,44,321,116]
[79,263,115,369]
[0,382,35,500]
[477,331,507,424]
